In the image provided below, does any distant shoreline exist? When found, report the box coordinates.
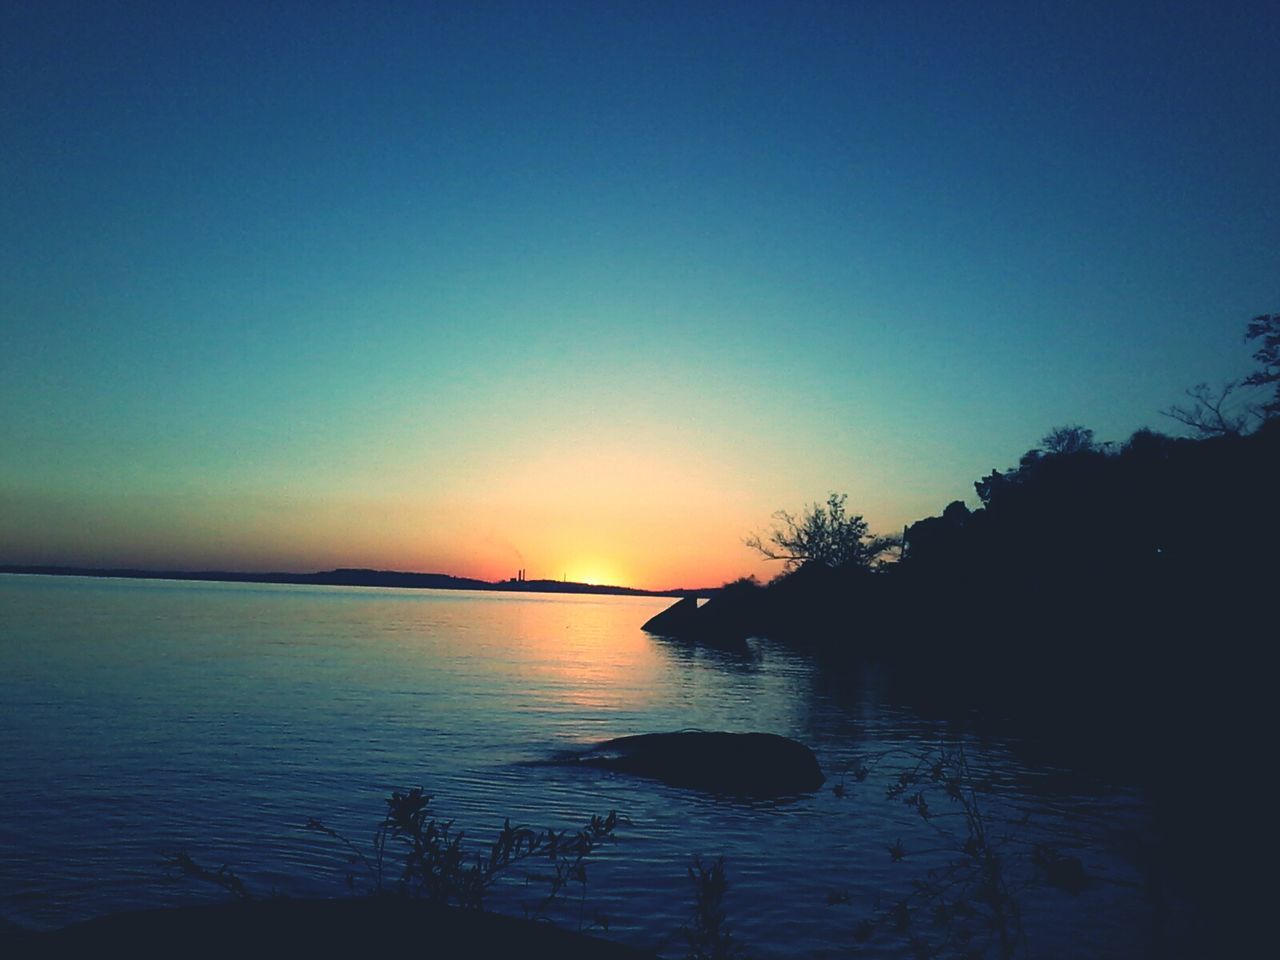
[0,564,710,599]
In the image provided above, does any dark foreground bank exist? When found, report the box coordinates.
[641,420,1280,953]
[1,898,657,959]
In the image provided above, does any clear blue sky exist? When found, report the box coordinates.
[2,1,1277,587]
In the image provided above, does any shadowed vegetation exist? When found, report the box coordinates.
[643,313,1278,952]
[683,855,742,960]
[307,788,621,922]
[838,744,1030,960]
[113,790,641,958]
[161,788,622,925]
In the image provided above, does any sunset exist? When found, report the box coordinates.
[4,2,1275,590]
[2,2,1277,957]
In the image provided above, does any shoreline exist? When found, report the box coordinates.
[1,897,658,958]
[0,565,712,600]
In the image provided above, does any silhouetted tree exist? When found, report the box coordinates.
[1161,381,1258,437]
[902,500,971,566]
[974,468,1013,507]
[1244,312,1280,416]
[746,493,896,572]
[1038,424,1096,455]
[1122,427,1175,457]
[1159,313,1279,435]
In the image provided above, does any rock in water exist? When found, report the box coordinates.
[572,731,824,797]
[640,596,700,635]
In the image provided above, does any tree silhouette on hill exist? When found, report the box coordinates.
[745,493,897,573]
[1245,312,1280,416]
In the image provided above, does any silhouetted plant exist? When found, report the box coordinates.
[1160,311,1279,433]
[835,744,1031,959]
[1161,381,1260,437]
[163,788,621,928]
[1038,424,1096,455]
[306,788,622,919]
[683,855,742,960]
[526,809,625,927]
[1244,312,1280,416]
[161,851,252,901]
[746,493,897,572]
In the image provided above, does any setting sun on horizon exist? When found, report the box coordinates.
[2,2,1275,592]
[1,4,1275,955]
[560,564,626,588]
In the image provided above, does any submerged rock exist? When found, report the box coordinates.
[567,731,824,797]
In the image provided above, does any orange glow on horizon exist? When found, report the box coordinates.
[562,563,626,587]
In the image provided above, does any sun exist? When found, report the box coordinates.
[566,564,624,587]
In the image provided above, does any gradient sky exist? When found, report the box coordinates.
[3,1,1278,588]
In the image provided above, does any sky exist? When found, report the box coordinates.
[2,1,1277,589]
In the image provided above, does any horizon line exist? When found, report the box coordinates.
[0,563,716,600]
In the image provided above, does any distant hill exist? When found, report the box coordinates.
[0,564,712,599]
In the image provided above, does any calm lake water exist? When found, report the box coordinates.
[0,575,1172,957]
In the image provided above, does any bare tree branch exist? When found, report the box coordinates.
[1160,381,1260,437]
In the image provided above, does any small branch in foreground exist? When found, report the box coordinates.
[161,851,252,901]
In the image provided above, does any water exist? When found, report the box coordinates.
[0,574,1169,956]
